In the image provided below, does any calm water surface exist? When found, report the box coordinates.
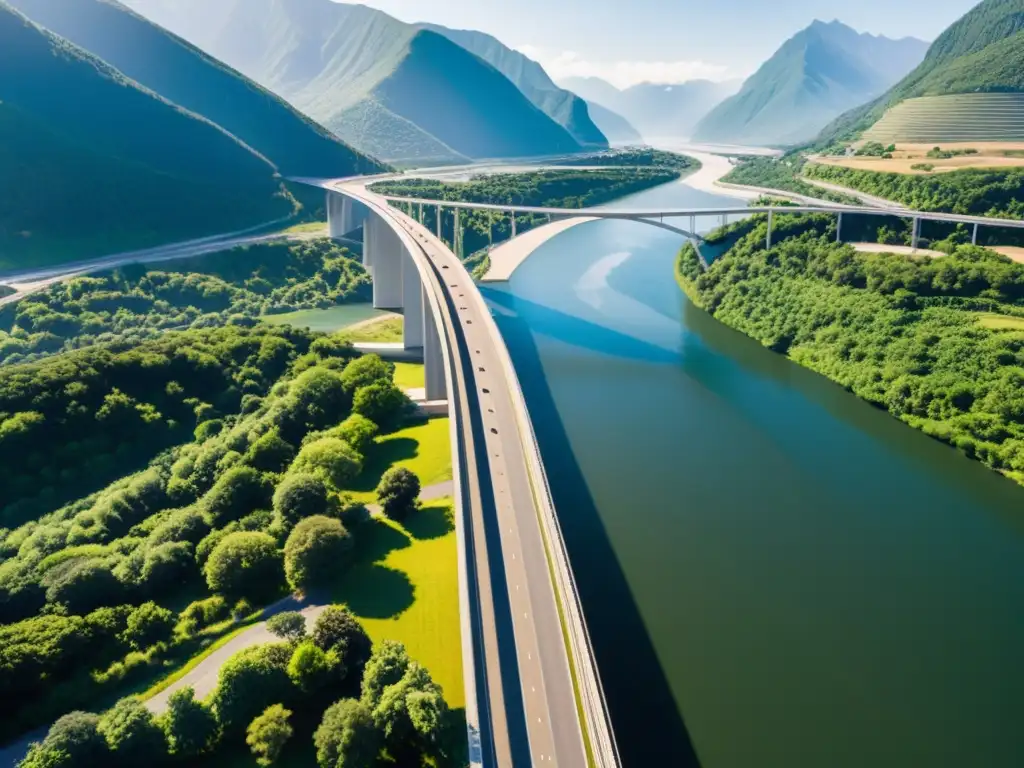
[481,177,1024,767]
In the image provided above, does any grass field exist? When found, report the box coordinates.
[328,498,463,708]
[813,142,1024,175]
[263,305,386,333]
[978,312,1024,330]
[394,361,425,390]
[350,416,452,503]
[278,220,329,235]
[341,315,404,343]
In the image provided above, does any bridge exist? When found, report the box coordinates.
[305,174,1024,768]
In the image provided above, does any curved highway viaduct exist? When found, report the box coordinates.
[303,177,622,768]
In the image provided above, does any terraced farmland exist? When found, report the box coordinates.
[865,93,1024,143]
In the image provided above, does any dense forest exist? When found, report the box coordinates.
[558,147,698,170]
[722,156,859,204]
[372,165,685,271]
[804,162,1024,219]
[0,323,415,740]
[0,239,370,366]
[678,211,1024,485]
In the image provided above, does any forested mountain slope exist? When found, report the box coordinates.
[0,2,292,270]
[122,0,585,164]
[6,0,385,178]
[819,0,1024,143]
[694,20,927,146]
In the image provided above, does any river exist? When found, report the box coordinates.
[480,173,1024,767]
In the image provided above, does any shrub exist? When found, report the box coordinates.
[375,467,420,520]
[291,439,362,491]
[272,473,329,530]
[122,602,175,650]
[267,611,306,642]
[246,704,293,767]
[203,531,283,600]
[232,598,256,621]
[285,367,350,434]
[311,606,372,680]
[179,595,229,635]
[202,466,270,527]
[148,508,209,546]
[352,381,405,426]
[159,687,219,758]
[340,355,392,394]
[44,558,121,614]
[246,429,295,474]
[313,699,379,768]
[140,541,196,594]
[333,413,378,453]
[283,516,353,591]
[210,643,294,733]
[97,697,168,766]
[288,641,337,692]
[21,712,108,768]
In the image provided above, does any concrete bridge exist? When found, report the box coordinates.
[304,174,1024,768]
[302,177,622,768]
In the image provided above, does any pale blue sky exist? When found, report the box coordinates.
[359,0,979,87]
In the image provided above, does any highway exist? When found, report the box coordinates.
[335,180,599,766]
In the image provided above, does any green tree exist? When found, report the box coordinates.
[311,606,372,679]
[203,531,283,600]
[291,439,362,491]
[288,641,337,692]
[313,699,380,768]
[202,466,269,527]
[44,559,120,614]
[352,381,405,426]
[97,697,168,766]
[340,355,393,394]
[246,429,295,474]
[333,413,378,453]
[272,473,329,530]
[246,704,293,767]
[121,602,175,650]
[267,611,307,642]
[361,640,410,707]
[285,367,350,433]
[283,516,353,591]
[210,643,294,733]
[20,712,108,768]
[159,687,219,758]
[371,663,447,748]
[375,467,420,520]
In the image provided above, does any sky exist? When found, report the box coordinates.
[357,0,980,88]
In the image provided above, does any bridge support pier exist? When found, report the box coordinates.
[326,191,368,239]
[423,295,446,401]
[436,205,442,241]
[972,222,979,245]
[511,211,517,237]
[836,212,843,243]
[402,250,424,349]
[366,214,403,309]
[911,217,921,251]
[766,209,774,250]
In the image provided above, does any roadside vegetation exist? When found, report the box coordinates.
[722,155,859,204]
[0,239,371,367]
[678,211,1024,486]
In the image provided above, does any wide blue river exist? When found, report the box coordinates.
[481,177,1024,767]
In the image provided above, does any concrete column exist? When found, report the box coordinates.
[836,212,843,243]
[362,212,378,273]
[454,208,461,258]
[402,250,424,350]
[911,217,920,250]
[368,215,403,309]
[972,222,979,245]
[766,209,774,250]
[327,192,367,239]
[418,203,424,225]
[690,215,696,237]
[423,290,446,401]
[511,211,517,237]
[436,205,442,240]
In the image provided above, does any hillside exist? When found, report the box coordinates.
[585,101,643,143]
[122,0,585,164]
[819,0,1024,144]
[6,0,385,178]
[418,23,607,148]
[561,76,738,140]
[0,2,292,271]
[693,20,928,146]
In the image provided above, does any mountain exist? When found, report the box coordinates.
[818,0,1024,143]
[584,101,643,143]
[561,76,739,140]
[692,20,929,146]
[0,2,293,270]
[6,0,384,179]
[122,0,586,165]
[417,23,607,148]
